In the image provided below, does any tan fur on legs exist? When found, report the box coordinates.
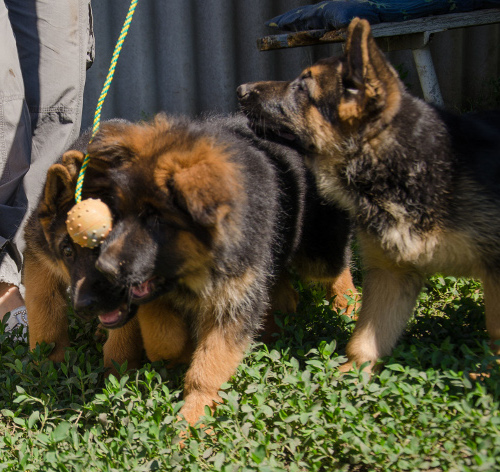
[483,276,500,357]
[181,319,250,426]
[483,277,500,356]
[24,251,70,362]
[339,265,423,373]
[103,316,144,375]
[263,268,357,341]
[325,266,358,317]
[138,299,194,366]
[468,276,500,380]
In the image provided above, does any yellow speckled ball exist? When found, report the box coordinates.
[66,198,113,248]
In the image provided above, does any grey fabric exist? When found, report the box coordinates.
[0,0,93,287]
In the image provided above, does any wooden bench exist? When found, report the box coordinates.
[257,9,500,105]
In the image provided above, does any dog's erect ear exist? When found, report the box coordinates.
[61,150,85,178]
[339,18,402,127]
[43,149,113,215]
[42,163,78,214]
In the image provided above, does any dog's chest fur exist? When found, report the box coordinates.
[313,95,499,272]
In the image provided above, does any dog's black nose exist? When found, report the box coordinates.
[237,84,254,100]
[73,290,100,320]
[73,292,96,311]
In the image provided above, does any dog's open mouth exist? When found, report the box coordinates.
[96,279,157,329]
[129,277,159,303]
[98,306,131,329]
[95,277,170,329]
[96,294,140,328]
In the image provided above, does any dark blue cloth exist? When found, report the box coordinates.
[266,1,500,31]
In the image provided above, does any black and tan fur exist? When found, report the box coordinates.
[238,18,500,373]
[24,113,354,425]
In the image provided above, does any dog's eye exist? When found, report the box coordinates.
[60,242,74,259]
[298,71,313,90]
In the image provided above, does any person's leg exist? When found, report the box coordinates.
[1,0,93,331]
[8,0,94,247]
[0,0,32,324]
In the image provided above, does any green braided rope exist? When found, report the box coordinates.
[75,0,138,204]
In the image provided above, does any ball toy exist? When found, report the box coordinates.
[66,198,113,248]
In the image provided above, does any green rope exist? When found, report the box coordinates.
[75,0,139,204]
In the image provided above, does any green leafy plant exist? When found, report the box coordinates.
[0,272,498,471]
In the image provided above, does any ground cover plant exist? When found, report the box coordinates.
[0,271,499,471]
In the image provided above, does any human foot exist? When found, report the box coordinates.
[0,283,27,340]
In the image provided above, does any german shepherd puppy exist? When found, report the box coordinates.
[238,18,500,373]
[24,113,354,425]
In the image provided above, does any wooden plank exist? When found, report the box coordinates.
[257,8,500,51]
[371,8,500,36]
[257,29,346,50]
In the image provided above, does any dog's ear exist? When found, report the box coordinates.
[42,149,113,215]
[161,143,243,228]
[42,163,78,214]
[172,161,242,228]
[61,150,85,178]
[339,18,402,127]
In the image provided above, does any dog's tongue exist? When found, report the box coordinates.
[98,309,121,325]
[131,281,152,298]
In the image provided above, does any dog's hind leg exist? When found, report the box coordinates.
[24,251,70,362]
[326,266,358,317]
[180,318,251,426]
[340,266,423,373]
[483,276,500,357]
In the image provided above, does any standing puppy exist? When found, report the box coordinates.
[238,18,500,372]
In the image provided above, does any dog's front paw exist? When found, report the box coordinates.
[48,346,67,363]
[338,361,355,373]
[338,359,374,374]
[180,392,220,426]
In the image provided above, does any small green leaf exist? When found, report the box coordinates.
[251,445,266,464]
[28,411,40,429]
[51,422,71,443]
